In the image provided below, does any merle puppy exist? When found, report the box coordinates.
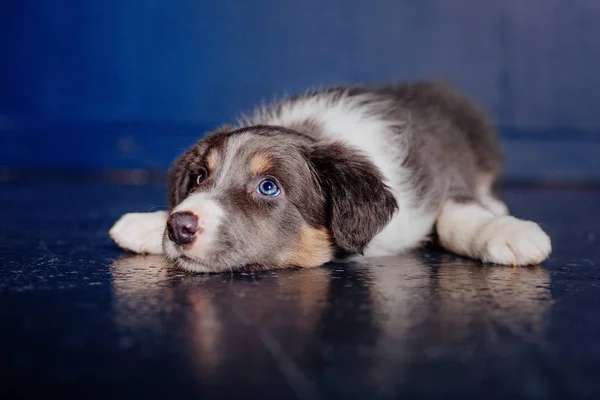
[110,81,551,272]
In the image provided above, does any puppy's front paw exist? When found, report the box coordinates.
[475,216,552,266]
[109,211,168,254]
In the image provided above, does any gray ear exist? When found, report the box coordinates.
[168,125,232,208]
[307,142,398,254]
[168,153,191,209]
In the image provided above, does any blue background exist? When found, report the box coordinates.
[1,0,599,179]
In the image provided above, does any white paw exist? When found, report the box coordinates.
[474,216,551,266]
[109,211,168,254]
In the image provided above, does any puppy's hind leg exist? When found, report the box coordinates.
[109,211,168,254]
[475,173,509,216]
[435,197,551,266]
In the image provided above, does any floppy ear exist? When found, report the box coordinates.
[307,142,398,254]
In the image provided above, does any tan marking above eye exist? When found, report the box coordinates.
[206,148,219,172]
[286,225,333,268]
[250,153,274,177]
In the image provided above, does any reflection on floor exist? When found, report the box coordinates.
[1,181,599,399]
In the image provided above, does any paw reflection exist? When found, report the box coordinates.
[367,253,551,342]
[366,252,552,392]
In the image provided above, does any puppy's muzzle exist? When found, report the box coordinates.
[167,211,201,245]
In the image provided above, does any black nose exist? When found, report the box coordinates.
[167,212,199,245]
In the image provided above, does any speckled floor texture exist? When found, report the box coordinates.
[1,180,599,399]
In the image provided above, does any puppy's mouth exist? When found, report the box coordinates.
[165,244,274,274]
[169,252,220,273]
[175,253,197,264]
[162,238,216,273]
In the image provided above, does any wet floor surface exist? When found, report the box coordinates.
[1,181,599,399]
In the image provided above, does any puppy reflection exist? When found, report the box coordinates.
[110,253,553,393]
[110,255,330,381]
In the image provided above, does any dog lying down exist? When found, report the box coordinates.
[110,81,551,273]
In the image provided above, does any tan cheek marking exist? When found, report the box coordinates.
[287,225,334,268]
[206,149,219,172]
[250,153,273,176]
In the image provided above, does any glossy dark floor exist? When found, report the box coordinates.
[1,181,599,399]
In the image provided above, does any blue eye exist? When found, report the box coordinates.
[257,179,280,197]
[195,168,207,185]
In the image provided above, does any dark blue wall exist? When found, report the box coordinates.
[1,1,600,178]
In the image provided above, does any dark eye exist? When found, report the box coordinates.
[195,168,207,185]
[257,179,280,197]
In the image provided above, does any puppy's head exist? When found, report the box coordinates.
[164,125,397,272]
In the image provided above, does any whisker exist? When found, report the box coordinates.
[145,226,167,234]
[139,232,166,248]
[147,205,169,212]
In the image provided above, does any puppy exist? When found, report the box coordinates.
[110,81,551,272]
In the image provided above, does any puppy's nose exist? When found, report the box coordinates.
[167,212,199,245]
